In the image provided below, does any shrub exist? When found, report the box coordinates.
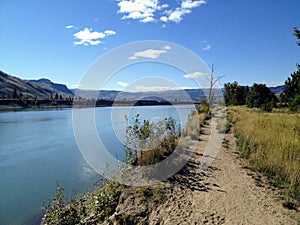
[289,94,300,112]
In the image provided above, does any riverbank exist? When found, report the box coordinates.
[0,99,196,111]
[42,108,300,224]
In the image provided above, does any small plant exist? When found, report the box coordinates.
[42,180,82,225]
[125,114,181,166]
[222,138,229,148]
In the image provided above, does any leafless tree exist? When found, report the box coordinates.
[207,64,224,107]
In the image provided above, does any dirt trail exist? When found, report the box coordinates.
[147,113,300,225]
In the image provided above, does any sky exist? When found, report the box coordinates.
[0,0,300,91]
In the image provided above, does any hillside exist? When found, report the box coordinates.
[0,70,74,99]
[73,86,284,102]
[72,88,216,102]
[0,70,286,102]
[29,78,74,96]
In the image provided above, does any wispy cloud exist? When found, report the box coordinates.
[134,86,184,92]
[104,30,116,35]
[65,25,74,29]
[199,40,212,51]
[73,28,116,46]
[116,0,206,24]
[261,81,284,87]
[202,44,211,51]
[117,81,128,87]
[183,72,206,78]
[71,84,81,88]
[129,45,171,60]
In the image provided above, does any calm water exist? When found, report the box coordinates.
[0,105,195,225]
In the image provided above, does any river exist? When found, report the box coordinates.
[0,105,195,225]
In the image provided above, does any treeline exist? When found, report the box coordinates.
[224,74,299,112]
[0,95,182,108]
[224,28,300,112]
[223,82,277,111]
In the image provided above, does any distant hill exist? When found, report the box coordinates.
[71,88,208,102]
[29,78,73,96]
[269,85,285,94]
[73,85,285,102]
[1,70,286,101]
[0,70,74,99]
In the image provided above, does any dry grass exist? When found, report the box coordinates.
[228,106,300,200]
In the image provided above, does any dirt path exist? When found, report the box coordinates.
[147,113,300,225]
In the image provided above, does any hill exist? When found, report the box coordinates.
[0,70,74,99]
[29,78,73,96]
[72,88,212,102]
[269,85,285,94]
[0,70,286,102]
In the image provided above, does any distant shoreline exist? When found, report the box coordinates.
[0,99,197,111]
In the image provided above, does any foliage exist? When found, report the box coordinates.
[280,64,300,104]
[228,106,300,200]
[195,99,210,114]
[125,114,180,166]
[246,83,277,111]
[135,185,164,204]
[280,27,300,111]
[42,180,82,225]
[42,179,122,225]
[289,94,300,112]
[294,27,300,46]
[223,81,249,106]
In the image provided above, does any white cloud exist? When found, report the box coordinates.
[163,45,171,50]
[71,84,81,88]
[131,49,167,59]
[167,8,191,23]
[160,16,168,22]
[73,28,116,46]
[117,81,128,87]
[104,30,116,36]
[65,25,74,29]
[128,56,138,60]
[140,16,155,23]
[132,86,197,92]
[117,0,159,23]
[116,0,206,24]
[261,81,284,87]
[183,72,206,78]
[203,44,211,51]
[128,45,171,60]
[181,0,206,9]
[134,86,183,92]
[161,4,169,9]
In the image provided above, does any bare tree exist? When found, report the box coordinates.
[207,64,224,107]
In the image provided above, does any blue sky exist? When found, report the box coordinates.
[0,0,299,90]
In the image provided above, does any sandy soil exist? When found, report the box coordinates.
[104,112,300,225]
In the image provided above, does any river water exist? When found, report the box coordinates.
[0,105,195,225]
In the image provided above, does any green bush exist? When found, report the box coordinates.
[289,94,300,112]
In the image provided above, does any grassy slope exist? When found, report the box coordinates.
[228,106,300,200]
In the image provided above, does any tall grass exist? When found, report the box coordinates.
[228,106,300,200]
[125,110,208,166]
